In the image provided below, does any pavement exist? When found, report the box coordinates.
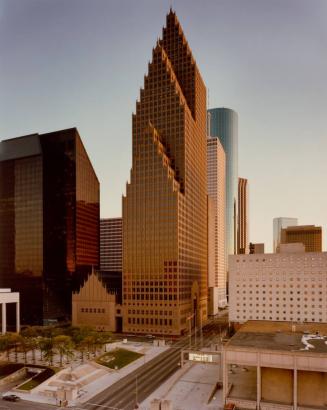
[141,362,223,410]
[228,365,257,401]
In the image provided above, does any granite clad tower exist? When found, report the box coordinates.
[123,10,207,335]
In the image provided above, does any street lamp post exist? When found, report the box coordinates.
[134,375,139,409]
[186,313,195,349]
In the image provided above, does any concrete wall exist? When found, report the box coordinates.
[298,371,327,407]
[261,368,293,404]
[0,367,26,386]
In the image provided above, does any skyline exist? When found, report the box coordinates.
[1,0,326,252]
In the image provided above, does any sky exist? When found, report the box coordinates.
[0,0,326,252]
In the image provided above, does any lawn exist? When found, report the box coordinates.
[96,348,143,370]
[18,378,40,390]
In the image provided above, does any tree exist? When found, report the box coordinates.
[39,337,55,366]
[54,335,74,367]
[68,326,95,361]
[0,334,11,361]
[98,331,112,352]
[21,327,39,363]
[3,333,22,362]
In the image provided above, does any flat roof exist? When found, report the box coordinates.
[227,321,327,354]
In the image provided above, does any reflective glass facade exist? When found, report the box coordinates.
[123,10,208,336]
[0,128,99,325]
[208,108,238,259]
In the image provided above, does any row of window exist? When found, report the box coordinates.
[127,317,173,326]
[125,294,178,301]
[235,296,323,301]
[237,310,323,315]
[235,316,324,322]
[80,307,106,313]
[128,309,173,316]
[236,283,324,287]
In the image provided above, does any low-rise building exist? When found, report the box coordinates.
[229,249,327,324]
[72,270,121,332]
[223,321,327,409]
[0,288,20,333]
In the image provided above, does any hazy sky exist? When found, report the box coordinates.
[0,0,326,252]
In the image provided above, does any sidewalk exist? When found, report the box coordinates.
[141,362,223,410]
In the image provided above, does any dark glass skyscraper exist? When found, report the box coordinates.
[208,107,238,258]
[0,128,99,325]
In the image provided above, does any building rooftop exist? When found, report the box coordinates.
[227,321,327,354]
[283,225,321,230]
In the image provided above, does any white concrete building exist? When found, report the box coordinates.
[207,137,226,312]
[229,249,327,324]
[0,288,20,334]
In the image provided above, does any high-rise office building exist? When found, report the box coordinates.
[237,177,249,254]
[207,137,226,313]
[281,225,322,252]
[0,128,99,325]
[100,217,122,305]
[100,218,122,272]
[273,217,298,252]
[123,10,208,335]
[249,242,265,254]
[207,108,238,259]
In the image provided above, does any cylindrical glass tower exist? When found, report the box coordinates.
[208,107,238,258]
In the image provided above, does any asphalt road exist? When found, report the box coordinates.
[82,314,228,410]
[0,400,55,410]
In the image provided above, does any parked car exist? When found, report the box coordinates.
[2,394,21,402]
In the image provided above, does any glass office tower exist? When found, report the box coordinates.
[208,108,238,258]
[273,217,298,252]
[123,10,208,336]
[0,128,99,325]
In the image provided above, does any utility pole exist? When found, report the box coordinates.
[194,310,197,347]
[187,313,194,349]
[134,376,139,409]
[200,309,203,347]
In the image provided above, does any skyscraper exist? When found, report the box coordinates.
[100,217,123,305]
[237,177,249,254]
[273,217,298,252]
[122,10,208,336]
[207,108,238,259]
[100,218,122,272]
[207,137,226,313]
[281,225,322,252]
[0,128,99,325]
